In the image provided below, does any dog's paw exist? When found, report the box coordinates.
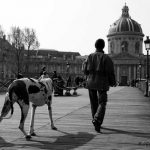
[31,132,37,136]
[25,135,32,140]
[51,126,57,130]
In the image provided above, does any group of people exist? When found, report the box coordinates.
[16,38,116,133]
[39,68,86,96]
[40,69,67,96]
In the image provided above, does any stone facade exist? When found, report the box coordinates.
[23,49,83,80]
[0,4,149,87]
[107,4,146,86]
[0,36,16,80]
[0,40,83,83]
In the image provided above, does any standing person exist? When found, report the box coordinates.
[56,75,65,96]
[52,71,58,81]
[66,76,72,87]
[51,71,58,96]
[83,38,116,132]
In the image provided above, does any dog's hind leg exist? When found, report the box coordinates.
[47,96,57,130]
[29,104,37,136]
[17,101,29,139]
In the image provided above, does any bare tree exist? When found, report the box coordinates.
[0,25,5,38]
[8,26,24,77]
[23,28,40,75]
[23,28,40,56]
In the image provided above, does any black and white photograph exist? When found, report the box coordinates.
[0,0,150,149]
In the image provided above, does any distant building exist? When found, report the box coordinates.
[0,4,149,86]
[0,36,16,80]
[0,40,83,82]
[107,4,146,85]
[23,49,83,79]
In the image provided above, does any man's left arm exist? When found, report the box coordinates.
[105,56,116,87]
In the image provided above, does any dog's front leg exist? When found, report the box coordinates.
[29,104,37,136]
[47,96,57,130]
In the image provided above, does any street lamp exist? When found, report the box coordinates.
[65,61,71,96]
[144,36,150,97]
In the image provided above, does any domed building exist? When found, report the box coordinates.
[107,4,145,86]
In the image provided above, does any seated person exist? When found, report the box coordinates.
[17,73,23,79]
[39,71,49,80]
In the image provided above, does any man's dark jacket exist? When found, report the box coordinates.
[83,51,116,91]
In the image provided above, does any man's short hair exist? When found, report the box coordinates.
[95,39,105,49]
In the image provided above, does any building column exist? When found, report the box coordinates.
[140,66,143,79]
[134,65,136,79]
[129,66,131,82]
[117,65,120,82]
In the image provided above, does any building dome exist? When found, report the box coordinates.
[108,4,144,37]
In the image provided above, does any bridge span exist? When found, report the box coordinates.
[0,86,150,149]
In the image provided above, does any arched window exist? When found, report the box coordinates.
[110,42,114,52]
[135,42,140,54]
[121,41,128,52]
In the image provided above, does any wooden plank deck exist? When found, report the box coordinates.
[0,86,150,150]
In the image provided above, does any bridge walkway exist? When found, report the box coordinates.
[0,86,150,149]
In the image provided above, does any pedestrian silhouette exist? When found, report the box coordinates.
[82,38,116,132]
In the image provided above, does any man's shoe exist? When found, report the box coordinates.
[92,120,101,133]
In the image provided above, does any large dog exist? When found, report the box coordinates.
[0,77,57,139]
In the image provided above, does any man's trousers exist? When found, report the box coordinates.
[88,89,107,125]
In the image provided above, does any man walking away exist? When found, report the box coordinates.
[83,39,116,132]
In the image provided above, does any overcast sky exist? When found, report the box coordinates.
[0,0,149,55]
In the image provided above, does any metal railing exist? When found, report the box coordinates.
[0,79,14,92]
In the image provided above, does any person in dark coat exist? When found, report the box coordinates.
[75,76,80,87]
[17,73,23,79]
[51,71,59,96]
[66,76,72,87]
[56,75,65,96]
[52,71,58,81]
[83,38,116,132]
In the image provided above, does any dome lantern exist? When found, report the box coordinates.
[122,3,129,18]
